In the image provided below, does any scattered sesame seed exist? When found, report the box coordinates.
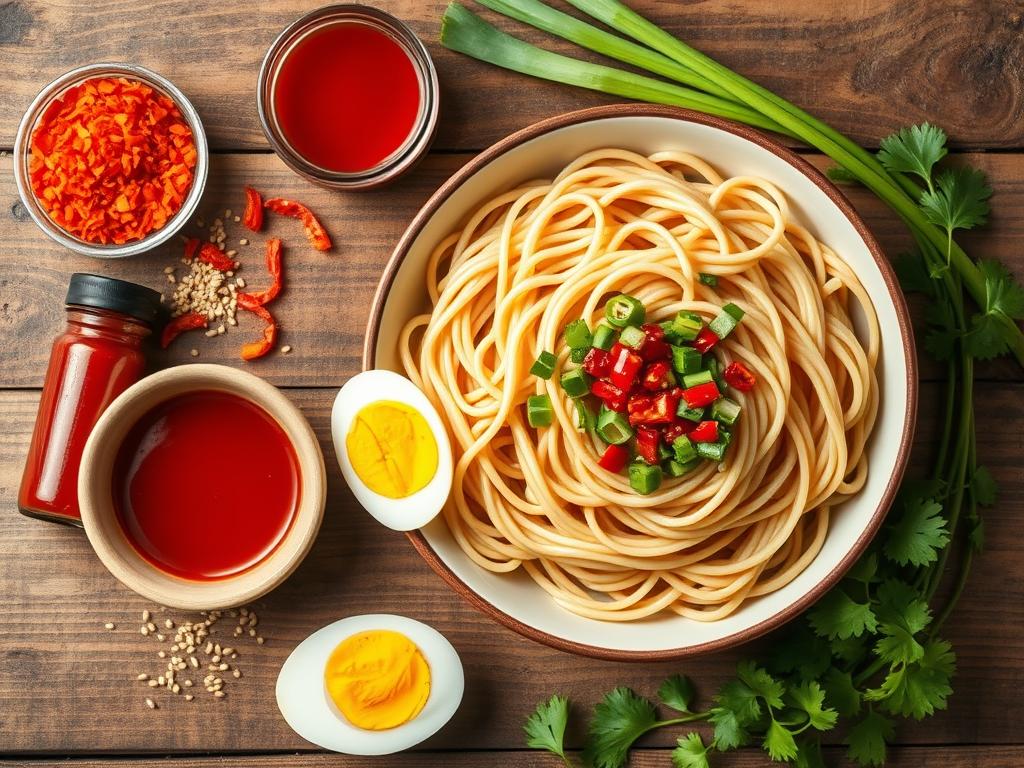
[145,698,157,710]
[281,345,292,354]
[104,622,116,630]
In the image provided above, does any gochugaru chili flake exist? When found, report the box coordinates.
[29,77,197,245]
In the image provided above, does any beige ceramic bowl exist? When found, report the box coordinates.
[79,364,326,609]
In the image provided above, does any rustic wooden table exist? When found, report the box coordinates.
[1,1,1022,765]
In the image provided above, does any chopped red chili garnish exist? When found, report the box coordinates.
[160,312,207,349]
[583,347,611,378]
[693,327,720,354]
[591,379,628,412]
[627,391,680,426]
[689,420,719,443]
[635,426,661,464]
[609,343,643,391]
[597,444,630,472]
[242,186,264,232]
[662,421,693,444]
[682,381,721,408]
[265,197,332,251]
[724,361,757,392]
[197,242,235,272]
[236,294,278,361]
[244,239,284,306]
[641,360,673,391]
[638,323,671,361]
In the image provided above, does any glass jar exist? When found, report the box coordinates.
[19,274,161,526]
[257,5,439,190]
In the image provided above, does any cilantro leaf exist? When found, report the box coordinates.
[830,634,869,666]
[768,625,833,680]
[584,687,657,768]
[877,123,948,189]
[920,167,992,234]
[978,259,1024,320]
[709,679,760,750]
[808,589,878,640]
[883,498,949,567]
[866,640,956,719]
[822,668,861,717]
[969,519,986,552]
[846,710,895,767]
[963,312,1007,359]
[672,733,710,768]
[845,552,878,584]
[524,694,571,764]
[874,580,932,665]
[658,674,696,713]
[763,719,799,762]
[787,681,839,731]
[736,661,785,709]
[972,465,998,506]
[794,736,826,768]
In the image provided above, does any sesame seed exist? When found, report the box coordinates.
[104,622,116,630]
[145,698,157,710]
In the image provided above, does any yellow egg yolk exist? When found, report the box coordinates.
[324,630,431,730]
[346,400,438,499]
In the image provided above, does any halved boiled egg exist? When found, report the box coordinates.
[331,370,453,531]
[276,614,464,755]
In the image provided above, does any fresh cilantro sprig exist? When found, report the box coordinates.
[522,121,1004,768]
[525,694,573,766]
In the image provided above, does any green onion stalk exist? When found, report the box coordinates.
[440,0,1024,366]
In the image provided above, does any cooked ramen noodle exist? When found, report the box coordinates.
[399,149,879,621]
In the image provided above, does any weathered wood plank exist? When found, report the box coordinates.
[2,151,1023,389]
[2,1,1022,151]
[0,382,1020,752]
[2,746,1024,766]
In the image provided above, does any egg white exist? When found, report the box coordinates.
[275,614,465,755]
[331,370,453,531]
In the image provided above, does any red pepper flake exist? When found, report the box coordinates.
[183,237,201,261]
[264,197,332,251]
[236,294,278,361]
[161,312,207,349]
[243,239,284,306]
[242,186,264,232]
[197,242,235,272]
[28,76,197,245]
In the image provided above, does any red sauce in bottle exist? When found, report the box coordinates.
[113,390,300,580]
[273,22,421,173]
[19,275,160,526]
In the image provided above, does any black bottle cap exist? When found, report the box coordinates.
[65,273,162,325]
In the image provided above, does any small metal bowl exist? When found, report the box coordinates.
[13,63,209,259]
[257,5,439,190]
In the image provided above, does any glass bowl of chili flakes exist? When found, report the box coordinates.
[14,63,209,259]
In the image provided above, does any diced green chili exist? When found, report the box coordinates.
[672,435,697,464]
[570,347,588,363]
[629,461,662,494]
[671,345,702,375]
[677,402,705,422]
[682,369,714,388]
[592,323,617,350]
[560,368,591,398]
[711,397,742,425]
[618,325,646,349]
[604,294,646,327]
[698,273,718,287]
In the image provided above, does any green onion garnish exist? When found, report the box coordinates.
[628,461,662,494]
[618,325,646,349]
[711,397,742,426]
[530,350,558,379]
[677,403,705,422]
[592,323,617,350]
[527,394,553,428]
[672,435,697,464]
[564,319,593,349]
[698,273,718,287]
[596,406,633,444]
[671,345,702,375]
[560,368,591,398]
[682,369,714,388]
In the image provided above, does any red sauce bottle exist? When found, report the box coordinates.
[19,274,161,526]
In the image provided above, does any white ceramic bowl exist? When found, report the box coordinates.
[365,105,917,660]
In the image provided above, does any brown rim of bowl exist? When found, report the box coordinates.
[363,103,919,662]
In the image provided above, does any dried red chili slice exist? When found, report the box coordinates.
[244,239,283,306]
[236,292,278,360]
[264,197,332,251]
[242,186,264,232]
[197,242,235,272]
[160,312,207,349]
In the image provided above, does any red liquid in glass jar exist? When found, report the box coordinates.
[274,22,421,173]
[113,390,300,580]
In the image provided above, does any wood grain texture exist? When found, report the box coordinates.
[2,747,1024,767]
[2,151,1023,389]
[0,382,1020,752]
[1,1,1022,151]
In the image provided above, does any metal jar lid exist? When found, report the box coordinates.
[66,273,162,324]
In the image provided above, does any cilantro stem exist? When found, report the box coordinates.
[654,711,712,728]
